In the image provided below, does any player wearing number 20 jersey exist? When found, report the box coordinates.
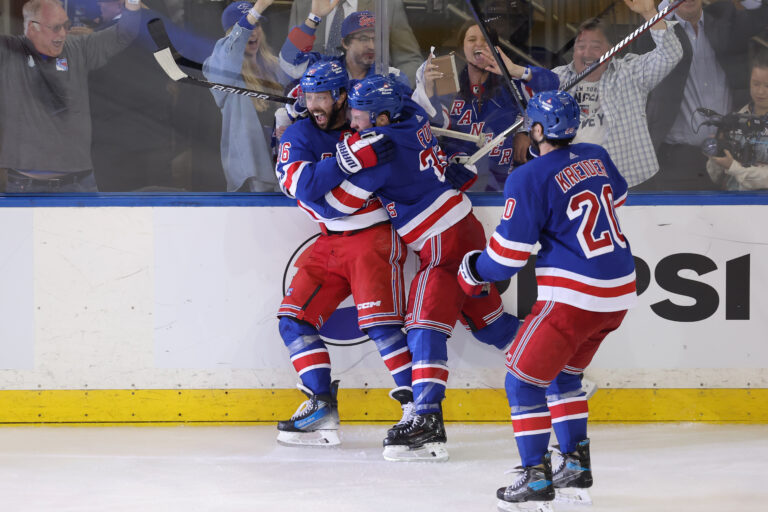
[474,141,636,311]
[460,91,636,508]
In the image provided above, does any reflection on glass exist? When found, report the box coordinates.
[0,0,764,194]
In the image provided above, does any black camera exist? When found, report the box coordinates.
[698,108,768,167]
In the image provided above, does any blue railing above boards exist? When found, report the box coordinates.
[1,191,768,208]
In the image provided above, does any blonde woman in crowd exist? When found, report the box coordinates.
[204,0,289,192]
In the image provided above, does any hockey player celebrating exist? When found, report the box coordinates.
[457,90,637,511]
[274,60,414,447]
[287,74,522,462]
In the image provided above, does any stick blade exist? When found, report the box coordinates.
[153,47,189,81]
[147,17,203,71]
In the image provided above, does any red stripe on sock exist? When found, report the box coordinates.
[511,413,551,435]
[292,351,330,373]
[384,351,412,372]
[549,398,588,421]
[412,366,449,383]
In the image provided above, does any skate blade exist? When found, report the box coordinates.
[555,488,592,505]
[496,499,554,512]
[382,442,449,462]
[276,429,340,447]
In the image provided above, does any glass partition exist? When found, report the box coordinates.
[1,0,765,193]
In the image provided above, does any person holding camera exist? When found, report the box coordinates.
[706,51,768,190]
[635,0,768,191]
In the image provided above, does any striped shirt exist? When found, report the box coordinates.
[553,24,683,187]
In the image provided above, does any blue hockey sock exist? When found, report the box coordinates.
[367,325,412,389]
[279,316,331,395]
[547,371,588,454]
[407,328,448,414]
[471,312,521,350]
[506,372,551,467]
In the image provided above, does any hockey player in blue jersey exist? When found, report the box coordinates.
[291,74,522,462]
[457,90,637,511]
[273,60,417,448]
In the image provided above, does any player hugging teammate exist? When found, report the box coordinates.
[274,59,636,511]
[275,62,521,462]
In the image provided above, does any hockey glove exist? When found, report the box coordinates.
[445,155,478,191]
[285,84,307,121]
[336,131,394,174]
[458,250,491,297]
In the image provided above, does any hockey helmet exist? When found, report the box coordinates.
[300,59,349,102]
[348,74,404,123]
[526,90,580,140]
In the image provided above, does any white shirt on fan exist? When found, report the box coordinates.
[572,81,607,145]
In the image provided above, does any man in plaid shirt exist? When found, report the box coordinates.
[552,0,683,188]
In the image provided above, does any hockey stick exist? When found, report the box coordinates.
[465,118,523,165]
[147,18,295,104]
[431,126,485,147]
[466,0,686,166]
[144,18,203,71]
[559,0,685,91]
[465,0,528,114]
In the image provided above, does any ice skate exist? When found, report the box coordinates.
[276,380,340,447]
[382,411,448,462]
[384,386,415,439]
[496,452,555,512]
[553,438,593,505]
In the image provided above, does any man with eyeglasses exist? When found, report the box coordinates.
[286,0,421,86]
[0,0,140,192]
[279,4,410,89]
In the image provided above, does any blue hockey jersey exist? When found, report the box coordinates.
[314,99,473,251]
[275,117,389,231]
[475,143,637,312]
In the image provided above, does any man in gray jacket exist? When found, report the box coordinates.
[0,0,140,192]
[287,0,422,86]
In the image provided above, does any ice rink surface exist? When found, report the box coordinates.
[0,422,765,512]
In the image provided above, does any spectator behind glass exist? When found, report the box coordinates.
[280,5,409,87]
[203,0,290,192]
[286,0,422,86]
[88,0,177,191]
[638,0,768,191]
[552,1,682,190]
[706,51,768,191]
[411,21,559,192]
[0,0,139,193]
